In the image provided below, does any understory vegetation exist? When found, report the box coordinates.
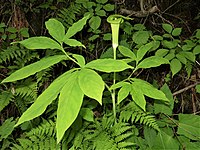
[0,0,200,149]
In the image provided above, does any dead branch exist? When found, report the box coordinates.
[173,83,199,96]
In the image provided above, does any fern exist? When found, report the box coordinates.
[11,119,60,150]
[0,46,26,64]
[15,79,38,100]
[73,114,137,150]
[120,101,160,131]
[0,90,14,112]
[56,2,84,28]
[14,51,39,68]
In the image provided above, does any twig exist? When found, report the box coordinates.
[173,82,198,96]
[191,88,196,114]
[120,6,159,18]
[162,0,180,14]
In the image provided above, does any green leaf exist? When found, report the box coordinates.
[8,34,17,40]
[96,0,108,4]
[133,24,146,30]
[170,58,182,76]
[117,83,131,104]
[118,45,136,60]
[193,45,200,55]
[164,52,175,61]
[185,62,192,77]
[15,69,75,127]
[78,68,104,104]
[153,35,163,41]
[103,4,114,11]
[136,42,153,63]
[45,18,65,43]
[195,29,200,38]
[89,34,99,41]
[6,27,17,33]
[72,54,85,67]
[154,131,179,149]
[0,118,15,141]
[154,83,174,115]
[131,78,169,102]
[89,16,101,31]
[176,53,187,64]
[179,51,195,62]
[64,15,90,39]
[162,23,173,33]
[131,84,146,111]
[196,84,200,93]
[155,49,169,57]
[0,22,6,28]
[178,136,200,150]
[19,28,29,37]
[2,55,67,83]
[144,128,179,150]
[110,81,128,90]
[136,56,169,70]
[83,1,96,9]
[103,33,111,40]
[80,108,94,122]
[85,59,133,73]
[63,38,85,48]
[57,72,84,143]
[13,37,62,50]
[162,40,177,49]
[95,9,106,16]
[178,114,200,140]
[172,28,182,36]
[132,31,149,45]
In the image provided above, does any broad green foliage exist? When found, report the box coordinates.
[136,56,169,70]
[112,79,169,111]
[3,16,91,143]
[154,84,174,115]
[76,0,114,33]
[80,108,94,122]
[118,45,136,60]
[0,23,29,40]
[78,68,104,104]
[1,7,200,148]
[144,127,179,150]
[45,18,65,43]
[57,72,84,142]
[85,59,133,72]
[178,114,200,140]
[170,58,182,76]
[156,23,199,76]
[15,37,62,50]
[2,55,68,83]
[15,69,76,127]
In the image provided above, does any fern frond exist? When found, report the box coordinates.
[73,115,137,150]
[0,90,14,112]
[11,119,60,150]
[56,2,84,28]
[15,79,38,100]
[26,119,55,137]
[0,46,26,64]
[14,51,39,68]
[120,101,160,131]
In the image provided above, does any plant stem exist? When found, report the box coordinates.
[113,47,117,123]
[61,47,80,67]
